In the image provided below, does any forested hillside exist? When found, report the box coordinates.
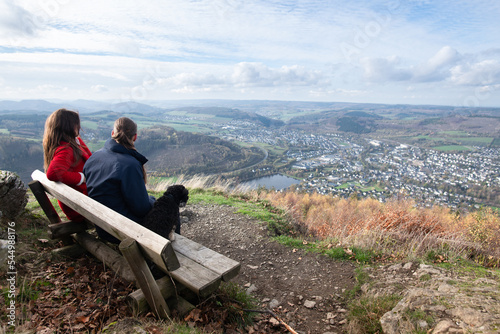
[136,126,265,175]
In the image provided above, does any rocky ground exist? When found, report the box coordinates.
[181,203,357,334]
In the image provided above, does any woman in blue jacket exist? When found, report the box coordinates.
[83,117,154,243]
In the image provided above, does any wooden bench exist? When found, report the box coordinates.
[29,169,240,318]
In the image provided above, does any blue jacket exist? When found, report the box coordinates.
[83,138,154,224]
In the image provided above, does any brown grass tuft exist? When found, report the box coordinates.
[262,189,500,263]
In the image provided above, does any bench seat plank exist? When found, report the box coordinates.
[171,252,222,297]
[173,234,241,282]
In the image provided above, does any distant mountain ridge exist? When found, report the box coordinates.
[2,99,499,115]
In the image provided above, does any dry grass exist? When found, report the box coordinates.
[262,190,500,264]
[148,174,253,195]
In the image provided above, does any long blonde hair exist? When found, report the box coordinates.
[43,108,82,171]
[112,117,147,183]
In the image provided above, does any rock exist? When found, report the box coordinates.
[0,171,28,221]
[417,320,428,329]
[246,284,258,295]
[304,300,316,309]
[415,264,442,277]
[432,319,464,334]
[403,262,413,270]
[269,317,281,327]
[269,299,280,309]
[367,261,500,334]
[438,283,458,293]
[388,263,402,271]
[0,240,9,272]
[447,307,485,328]
[326,312,336,319]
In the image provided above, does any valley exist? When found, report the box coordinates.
[0,99,499,210]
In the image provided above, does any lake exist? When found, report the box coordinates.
[239,174,301,190]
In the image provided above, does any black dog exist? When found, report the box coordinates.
[142,185,189,241]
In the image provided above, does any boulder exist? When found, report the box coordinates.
[0,171,28,221]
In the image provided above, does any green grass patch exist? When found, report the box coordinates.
[441,130,469,136]
[166,123,210,133]
[81,120,98,130]
[272,235,376,263]
[185,188,294,235]
[85,140,106,152]
[344,266,371,300]
[458,137,493,144]
[217,282,259,328]
[347,294,401,334]
[432,145,471,151]
[336,182,355,189]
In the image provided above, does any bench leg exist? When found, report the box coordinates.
[119,238,171,319]
[28,180,61,224]
[127,276,196,317]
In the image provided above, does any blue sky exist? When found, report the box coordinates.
[0,0,499,107]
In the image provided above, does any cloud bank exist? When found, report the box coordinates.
[0,0,499,107]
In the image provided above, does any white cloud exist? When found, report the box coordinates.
[413,46,460,82]
[91,85,109,93]
[0,1,40,37]
[360,56,412,82]
[450,60,500,86]
[359,46,500,90]
[231,63,325,87]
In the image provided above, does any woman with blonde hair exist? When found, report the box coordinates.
[43,108,92,222]
[83,117,154,243]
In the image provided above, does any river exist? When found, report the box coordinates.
[239,174,301,190]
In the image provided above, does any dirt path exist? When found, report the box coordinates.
[181,203,357,334]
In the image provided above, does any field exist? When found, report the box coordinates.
[433,145,472,151]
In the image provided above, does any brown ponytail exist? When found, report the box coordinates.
[112,117,147,183]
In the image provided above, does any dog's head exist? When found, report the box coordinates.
[164,185,189,207]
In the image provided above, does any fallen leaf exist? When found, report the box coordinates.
[145,325,163,333]
[75,315,90,323]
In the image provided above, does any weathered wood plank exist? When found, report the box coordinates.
[28,180,61,224]
[173,234,241,282]
[120,238,170,318]
[171,252,222,297]
[31,169,180,272]
[48,220,89,239]
[73,232,136,282]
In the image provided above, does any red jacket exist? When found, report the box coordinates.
[46,137,92,221]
